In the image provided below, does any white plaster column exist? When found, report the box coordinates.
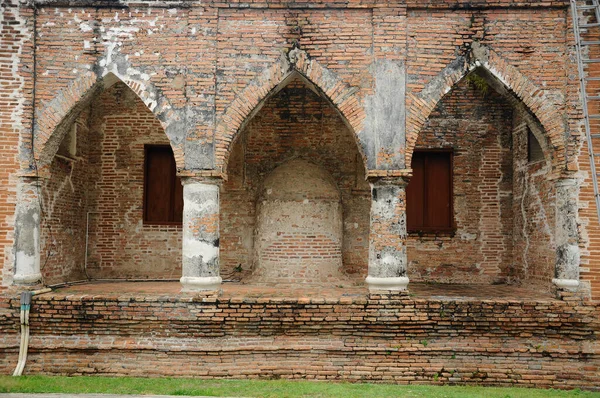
[180,176,222,292]
[14,176,42,285]
[552,178,580,291]
[366,177,409,291]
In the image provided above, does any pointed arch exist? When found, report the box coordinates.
[34,71,184,170]
[215,50,367,175]
[405,44,566,172]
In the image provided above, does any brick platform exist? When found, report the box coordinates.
[1,282,598,389]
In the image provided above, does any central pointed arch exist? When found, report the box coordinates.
[214,51,368,176]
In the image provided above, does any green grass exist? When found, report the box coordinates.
[1,376,599,397]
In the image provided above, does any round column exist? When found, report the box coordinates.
[366,176,409,291]
[14,176,42,285]
[552,178,580,291]
[180,176,222,292]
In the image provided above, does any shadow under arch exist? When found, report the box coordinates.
[34,71,184,171]
[406,45,565,174]
[215,51,368,177]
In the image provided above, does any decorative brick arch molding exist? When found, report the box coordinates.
[406,43,566,174]
[214,48,367,175]
[34,70,184,172]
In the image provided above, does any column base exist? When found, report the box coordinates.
[365,276,409,292]
[552,278,579,291]
[180,276,222,292]
[13,272,42,285]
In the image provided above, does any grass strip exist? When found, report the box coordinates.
[1,375,599,397]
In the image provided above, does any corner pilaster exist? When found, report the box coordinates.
[14,176,42,285]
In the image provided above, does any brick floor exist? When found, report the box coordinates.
[31,280,559,302]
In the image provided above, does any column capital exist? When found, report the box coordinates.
[367,175,410,187]
[180,175,224,186]
[366,169,412,185]
[178,170,227,184]
[18,163,52,180]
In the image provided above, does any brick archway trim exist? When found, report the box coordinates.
[215,49,367,175]
[34,71,184,170]
[405,44,566,172]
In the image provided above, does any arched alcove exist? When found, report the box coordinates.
[220,75,370,285]
[252,159,344,283]
[406,68,555,289]
[39,81,182,284]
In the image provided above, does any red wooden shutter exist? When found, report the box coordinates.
[144,145,183,224]
[145,147,172,222]
[425,152,452,229]
[406,150,453,232]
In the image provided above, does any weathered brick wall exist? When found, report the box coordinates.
[580,143,600,299]
[0,2,34,290]
[85,83,182,279]
[26,2,573,169]
[407,78,515,284]
[576,6,600,300]
[253,159,345,284]
[221,78,369,281]
[32,6,194,168]
[405,6,570,166]
[0,292,598,388]
[39,113,91,284]
[408,77,557,288]
[511,112,556,288]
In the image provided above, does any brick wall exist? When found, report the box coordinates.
[408,78,515,284]
[0,292,598,388]
[253,159,345,284]
[5,1,600,388]
[39,113,91,284]
[580,141,600,299]
[86,83,182,279]
[576,5,600,300]
[0,2,34,290]
[511,112,556,288]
